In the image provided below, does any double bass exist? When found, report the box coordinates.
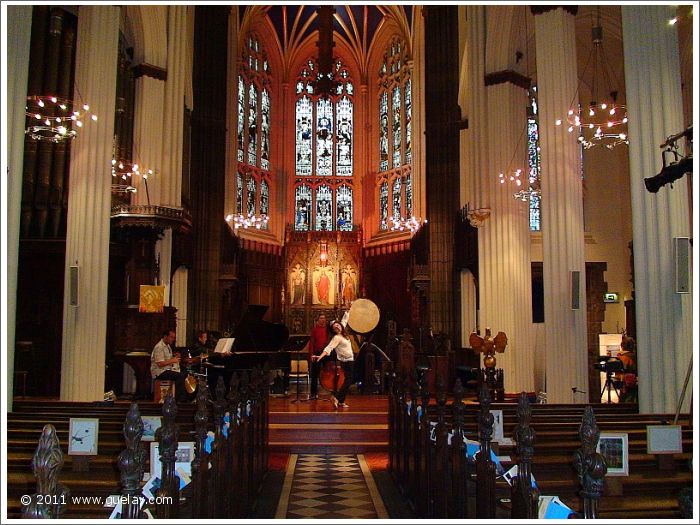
[319,299,380,392]
[319,358,345,393]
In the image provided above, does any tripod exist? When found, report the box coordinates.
[290,351,309,404]
[601,370,621,403]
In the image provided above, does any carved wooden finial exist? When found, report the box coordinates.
[23,424,70,519]
[574,406,607,519]
[118,403,146,519]
[478,382,494,442]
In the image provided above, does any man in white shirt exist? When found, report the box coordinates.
[151,329,188,402]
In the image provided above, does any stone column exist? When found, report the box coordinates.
[461,5,488,210]
[533,7,588,403]
[160,5,189,208]
[61,5,119,401]
[6,5,33,409]
[424,6,461,344]
[190,6,229,331]
[131,74,165,205]
[621,6,691,414]
[411,9,427,219]
[156,228,173,305]
[480,81,534,393]
[172,266,188,346]
[356,83,368,233]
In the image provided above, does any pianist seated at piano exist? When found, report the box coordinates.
[186,330,213,372]
[150,329,189,402]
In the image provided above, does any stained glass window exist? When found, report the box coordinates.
[316,98,333,176]
[236,171,243,214]
[379,182,389,231]
[336,184,353,231]
[261,89,270,170]
[295,96,313,176]
[377,37,412,232]
[237,76,245,162]
[247,177,257,216]
[260,179,269,229]
[247,84,258,166]
[379,92,389,172]
[392,177,402,220]
[527,88,542,232]
[295,185,311,231]
[315,184,333,231]
[405,173,412,217]
[336,96,353,176]
[405,77,412,165]
[236,33,272,230]
[293,58,355,231]
[392,86,402,168]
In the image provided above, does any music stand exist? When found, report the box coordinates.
[283,336,310,403]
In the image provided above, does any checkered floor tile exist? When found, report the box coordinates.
[286,455,379,519]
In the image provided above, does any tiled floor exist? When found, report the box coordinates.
[276,454,388,519]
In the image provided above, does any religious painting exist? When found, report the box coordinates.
[289,263,306,305]
[340,264,357,306]
[139,285,165,313]
[289,309,306,335]
[312,266,335,305]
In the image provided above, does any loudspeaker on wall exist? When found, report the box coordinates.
[69,265,79,306]
[674,237,690,294]
[571,270,580,310]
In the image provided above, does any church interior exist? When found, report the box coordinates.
[3,3,695,521]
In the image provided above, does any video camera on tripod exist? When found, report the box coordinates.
[594,355,625,403]
[593,355,624,374]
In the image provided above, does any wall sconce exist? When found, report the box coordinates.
[319,240,328,266]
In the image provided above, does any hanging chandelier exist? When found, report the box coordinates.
[313,6,339,98]
[110,137,157,197]
[226,212,269,230]
[390,216,427,234]
[111,158,155,192]
[555,10,629,150]
[25,95,98,143]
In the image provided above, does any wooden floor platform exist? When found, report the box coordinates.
[269,394,389,454]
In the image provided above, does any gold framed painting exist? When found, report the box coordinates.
[139,285,165,313]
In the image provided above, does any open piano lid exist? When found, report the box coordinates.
[232,304,290,352]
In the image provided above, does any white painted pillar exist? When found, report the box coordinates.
[5,5,33,409]
[160,5,189,208]
[60,5,119,401]
[621,6,691,414]
[481,81,534,393]
[461,4,488,210]
[534,8,588,403]
[171,266,189,346]
[131,75,165,205]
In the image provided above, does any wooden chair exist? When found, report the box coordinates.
[288,358,310,393]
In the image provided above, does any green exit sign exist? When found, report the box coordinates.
[604,292,619,303]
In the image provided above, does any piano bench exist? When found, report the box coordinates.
[153,379,175,403]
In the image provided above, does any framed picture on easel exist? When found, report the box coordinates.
[68,418,99,456]
[597,432,629,476]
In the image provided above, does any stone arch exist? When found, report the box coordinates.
[123,5,167,68]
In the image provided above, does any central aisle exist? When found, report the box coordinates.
[275,454,389,519]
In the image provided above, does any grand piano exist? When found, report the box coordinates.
[205,305,306,391]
